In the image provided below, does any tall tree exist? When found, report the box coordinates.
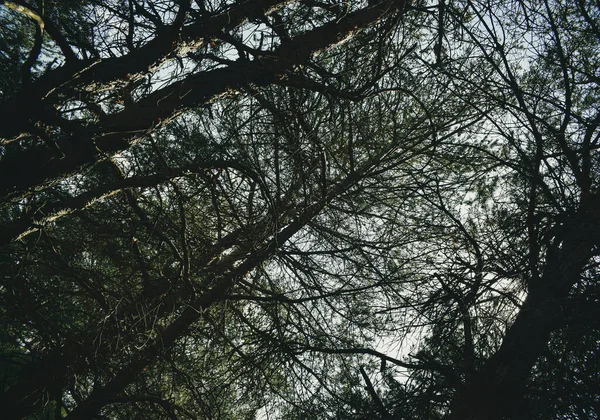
[1,0,600,419]
[1,1,425,417]
[309,0,600,418]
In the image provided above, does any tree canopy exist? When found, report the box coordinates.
[1,0,599,419]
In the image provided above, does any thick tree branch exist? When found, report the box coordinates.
[360,366,392,420]
[445,199,600,420]
[0,0,290,141]
[0,0,408,204]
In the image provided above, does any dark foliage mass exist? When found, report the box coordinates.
[1,0,599,419]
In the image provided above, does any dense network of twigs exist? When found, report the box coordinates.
[1,1,599,419]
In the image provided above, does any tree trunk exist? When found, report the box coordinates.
[445,198,598,420]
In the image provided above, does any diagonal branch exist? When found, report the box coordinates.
[0,0,409,205]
